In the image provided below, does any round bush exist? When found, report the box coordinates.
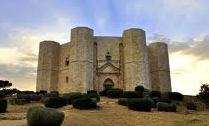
[150,91,161,98]
[168,92,183,101]
[0,98,7,113]
[157,102,176,112]
[135,85,145,93]
[44,97,67,108]
[62,92,82,105]
[120,91,143,98]
[87,90,97,94]
[87,93,100,102]
[128,98,152,112]
[99,90,107,96]
[107,88,123,98]
[45,92,59,97]
[118,98,128,106]
[72,96,97,109]
[15,99,31,105]
[27,107,64,126]
[186,102,197,110]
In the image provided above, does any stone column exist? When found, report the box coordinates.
[36,41,60,92]
[148,42,171,92]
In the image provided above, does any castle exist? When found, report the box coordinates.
[36,27,171,93]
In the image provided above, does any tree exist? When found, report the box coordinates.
[197,83,209,103]
[0,80,12,89]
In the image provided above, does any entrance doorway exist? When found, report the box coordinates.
[103,78,114,90]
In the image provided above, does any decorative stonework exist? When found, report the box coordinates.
[36,27,172,93]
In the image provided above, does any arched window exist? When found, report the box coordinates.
[65,76,69,83]
[65,57,69,66]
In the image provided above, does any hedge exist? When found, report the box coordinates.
[72,96,97,109]
[128,98,152,112]
[0,98,7,113]
[120,91,143,98]
[107,88,123,98]
[44,97,67,108]
[157,102,176,112]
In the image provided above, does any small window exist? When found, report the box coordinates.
[65,57,69,66]
[65,76,69,83]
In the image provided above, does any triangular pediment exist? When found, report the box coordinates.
[98,62,119,73]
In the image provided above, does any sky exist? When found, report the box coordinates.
[0,0,209,95]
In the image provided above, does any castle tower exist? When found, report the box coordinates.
[122,28,151,90]
[70,27,94,92]
[36,41,60,92]
[148,42,172,92]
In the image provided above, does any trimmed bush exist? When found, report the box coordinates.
[87,93,100,102]
[87,90,97,94]
[15,99,31,105]
[99,90,107,96]
[0,98,7,113]
[62,92,82,105]
[45,92,59,97]
[107,88,123,98]
[21,91,35,94]
[157,102,176,112]
[118,98,128,106]
[50,91,59,96]
[128,98,152,112]
[39,90,47,95]
[27,107,64,126]
[150,91,161,98]
[44,97,67,108]
[186,102,197,110]
[135,85,145,93]
[0,91,5,98]
[168,92,183,101]
[120,91,142,98]
[72,96,97,109]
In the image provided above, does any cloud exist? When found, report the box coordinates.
[0,16,73,90]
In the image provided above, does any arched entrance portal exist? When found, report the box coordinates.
[103,78,114,90]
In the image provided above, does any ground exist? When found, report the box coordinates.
[0,97,209,126]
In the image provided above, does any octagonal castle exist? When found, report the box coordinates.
[36,27,171,93]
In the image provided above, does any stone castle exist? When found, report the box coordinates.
[36,27,171,93]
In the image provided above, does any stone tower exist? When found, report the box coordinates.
[36,27,171,93]
[148,42,171,92]
[36,41,60,91]
[70,27,94,92]
[122,28,151,90]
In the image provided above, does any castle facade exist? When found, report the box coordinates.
[36,27,171,93]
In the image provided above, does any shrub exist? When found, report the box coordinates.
[44,97,67,108]
[0,91,5,98]
[186,102,197,110]
[118,98,128,106]
[87,93,100,102]
[16,99,31,105]
[62,92,82,105]
[39,90,47,95]
[150,91,161,98]
[120,91,142,98]
[135,85,145,93]
[157,102,176,112]
[27,107,64,126]
[21,91,35,94]
[72,96,97,109]
[107,88,123,98]
[45,92,59,97]
[168,92,183,101]
[99,90,107,96]
[127,98,152,112]
[87,90,97,94]
[0,98,7,113]
[29,94,42,101]
[50,91,59,96]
